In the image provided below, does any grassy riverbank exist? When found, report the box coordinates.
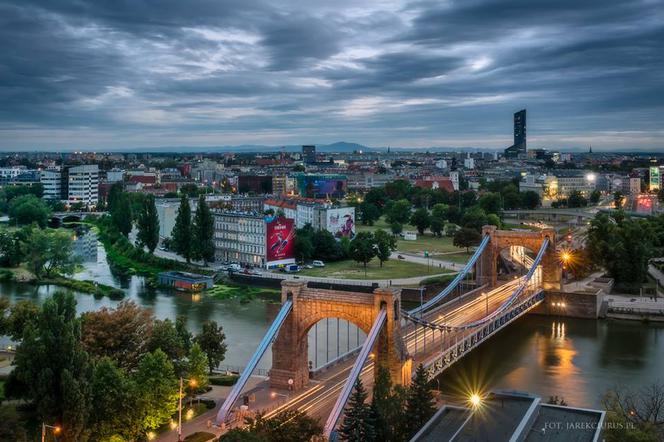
[0,266,125,299]
[92,217,212,280]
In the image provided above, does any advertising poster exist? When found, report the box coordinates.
[650,166,660,192]
[326,207,356,239]
[266,217,296,265]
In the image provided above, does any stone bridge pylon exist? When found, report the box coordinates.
[477,225,561,290]
[270,281,412,391]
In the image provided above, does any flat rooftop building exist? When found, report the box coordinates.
[411,391,604,442]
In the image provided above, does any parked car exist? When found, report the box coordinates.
[397,254,405,260]
[312,260,325,268]
[228,263,242,272]
[304,264,314,269]
[285,264,300,273]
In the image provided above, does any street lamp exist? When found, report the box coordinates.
[41,423,61,442]
[177,377,198,442]
[469,393,482,409]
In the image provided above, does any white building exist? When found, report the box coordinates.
[214,211,266,266]
[463,157,475,169]
[41,169,62,200]
[65,165,99,207]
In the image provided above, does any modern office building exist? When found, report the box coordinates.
[504,109,527,158]
[64,164,99,206]
[302,145,316,164]
[237,175,273,194]
[40,165,99,207]
[41,169,62,200]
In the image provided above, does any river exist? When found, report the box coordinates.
[2,229,663,408]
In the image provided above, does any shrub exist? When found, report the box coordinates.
[184,431,216,442]
[209,374,239,386]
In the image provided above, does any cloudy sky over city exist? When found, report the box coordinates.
[1,0,662,151]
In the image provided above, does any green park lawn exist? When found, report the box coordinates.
[356,217,464,255]
[298,257,454,280]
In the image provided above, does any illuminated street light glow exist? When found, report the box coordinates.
[469,393,482,408]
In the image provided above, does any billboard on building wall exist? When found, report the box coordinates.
[266,217,296,266]
[326,207,356,239]
[650,166,660,192]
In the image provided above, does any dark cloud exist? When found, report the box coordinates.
[0,0,662,149]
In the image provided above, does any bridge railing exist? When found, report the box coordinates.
[409,234,490,316]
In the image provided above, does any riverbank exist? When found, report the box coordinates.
[0,267,125,299]
[91,217,213,280]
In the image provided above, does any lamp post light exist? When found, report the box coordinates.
[177,377,198,442]
[41,423,61,442]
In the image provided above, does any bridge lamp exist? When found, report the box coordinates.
[469,393,482,408]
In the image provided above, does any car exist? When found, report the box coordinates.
[312,260,325,267]
[228,263,242,272]
[397,254,405,260]
[304,264,313,269]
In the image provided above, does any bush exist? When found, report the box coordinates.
[0,269,14,282]
[39,277,125,299]
[209,374,239,386]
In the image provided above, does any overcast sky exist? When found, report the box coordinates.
[1,0,662,151]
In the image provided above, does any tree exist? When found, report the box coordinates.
[410,208,431,235]
[294,230,314,262]
[187,342,210,390]
[371,366,394,441]
[521,191,541,210]
[589,189,601,205]
[8,194,50,227]
[11,292,92,442]
[430,217,445,237]
[147,318,187,363]
[107,182,124,214]
[359,202,380,226]
[5,299,39,340]
[431,203,449,221]
[385,199,411,225]
[373,229,397,267]
[136,194,160,254]
[567,190,588,208]
[0,406,28,442]
[461,207,488,232]
[454,227,481,253]
[313,229,344,261]
[81,300,154,371]
[134,349,179,431]
[23,228,77,278]
[89,358,142,441]
[390,221,403,236]
[176,315,193,353]
[478,192,502,215]
[237,409,323,442]
[111,193,133,237]
[172,195,193,262]
[602,383,664,441]
[0,227,25,267]
[405,364,436,438]
[487,213,501,228]
[349,231,377,271]
[195,320,227,373]
[338,379,376,442]
[192,195,215,264]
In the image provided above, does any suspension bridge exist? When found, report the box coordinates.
[215,225,561,439]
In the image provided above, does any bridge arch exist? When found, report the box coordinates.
[478,225,560,290]
[271,281,411,391]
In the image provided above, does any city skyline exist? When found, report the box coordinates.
[0,0,662,151]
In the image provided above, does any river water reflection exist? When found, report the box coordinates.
[436,314,664,408]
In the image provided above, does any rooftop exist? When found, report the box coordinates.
[411,391,604,442]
